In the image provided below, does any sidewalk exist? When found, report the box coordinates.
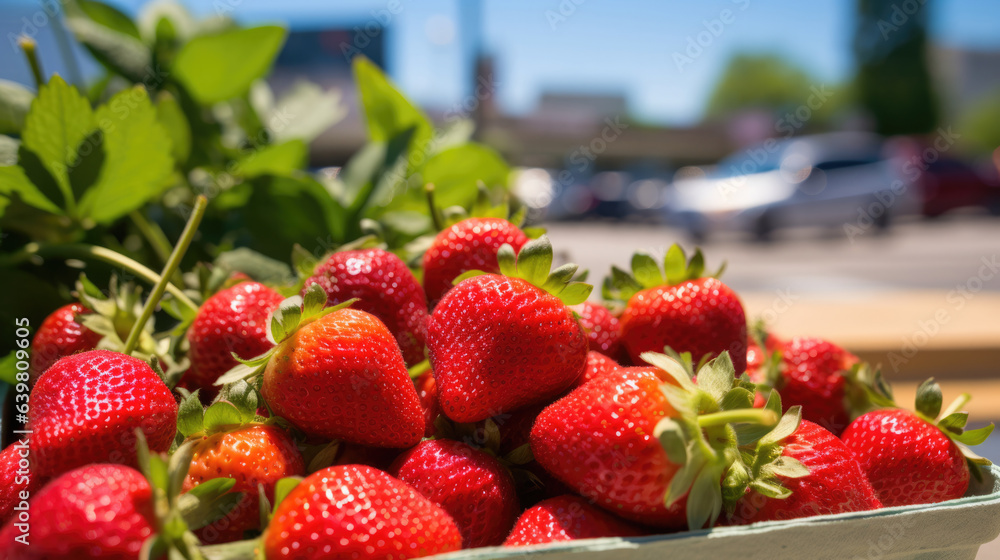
[740,291,1000,381]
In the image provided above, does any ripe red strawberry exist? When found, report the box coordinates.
[303,248,429,365]
[841,380,994,507]
[263,464,462,560]
[423,217,529,305]
[0,464,155,559]
[0,440,45,526]
[185,281,284,394]
[29,303,101,383]
[503,495,644,546]
[607,246,747,373]
[29,350,177,478]
[770,336,860,435]
[726,409,882,524]
[184,424,305,544]
[390,439,520,548]
[426,236,590,422]
[745,326,782,380]
[228,289,425,448]
[530,365,686,528]
[577,350,621,387]
[571,300,621,357]
[415,370,441,436]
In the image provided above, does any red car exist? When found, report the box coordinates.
[917,157,1000,217]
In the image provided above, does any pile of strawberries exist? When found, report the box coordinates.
[1,215,994,560]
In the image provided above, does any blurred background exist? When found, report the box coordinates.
[2,1,999,551]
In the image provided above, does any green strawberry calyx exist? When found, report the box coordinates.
[725,394,811,514]
[213,285,357,387]
[644,350,778,530]
[175,380,287,439]
[134,430,244,560]
[603,243,726,302]
[452,234,593,306]
[913,378,994,479]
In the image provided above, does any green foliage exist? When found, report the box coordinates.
[173,26,287,104]
[958,90,1000,154]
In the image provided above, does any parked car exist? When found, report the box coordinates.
[666,133,918,240]
[915,157,1000,217]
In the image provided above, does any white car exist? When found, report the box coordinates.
[667,133,918,240]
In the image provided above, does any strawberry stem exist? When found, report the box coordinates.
[1,242,198,312]
[18,36,44,90]
[698,409,778,428]
[424,183,443,231]
[123,195,207,355]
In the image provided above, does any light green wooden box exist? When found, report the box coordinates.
[436,465,1000,560]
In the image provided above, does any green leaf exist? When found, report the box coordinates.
[68,129,105,203]
[236,139,307,179]
[687,464,723,529]
[516,235,553,286]
[177,391,205,438]
[214,247,295,285]
[558,283,593,306]
[414,143,510,211]
[21,75,95,206]
[78,87,173,223]
[0,80,34,135]
[219,380,259,423]
[760,406,802,446]
[272,477,302,514]
[12,147,64,212]
[915,378,943,419]
[631,252,664,288]
[174,26,287,104]
[938,412,969,434]
[953,424,994,447]
[721,387,754,411]
[253,80,346,143]
[269,295,304,343]
[76,0,142,38]
[353,56,432,174]
[65,14,152,83]
[241,175,347,261]
[697,354,734,404]
[663,244,687,285]
[655,417,688,465]
[0,135,18,166]
[300,283,328,320]
[497,243,517,277]
[203,402,242,432]
[452,269,488,285]
[768,456,809,479]
[186,477,236,501]
[542,263,579,293]
[155,91,191,163]
[167,441,195,498]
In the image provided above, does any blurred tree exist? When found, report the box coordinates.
[958,90,1000,154]
[853,0,939,135]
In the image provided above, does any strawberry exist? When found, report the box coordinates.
[219,287,424,448]
[303,248,429,365]
[745,324,782,380]
[185,281,284,395]
[605,245,747,372]
[725,403,882,524]
[530,351,775,529]
[503,495,645,546]
[578,350,621,387]
[768,336,860,435]
[183,423,305,544]
[390,439,520,548]
[415,370,441,437]
[0,440,45,526]
[0,464,155,559]
[422,217,530,305]
[263,464,462,560]
[841,379,994,507]
[29,350,177,478]
[426,236,590,423]
[571,300,621,357]
[28,302,101,383]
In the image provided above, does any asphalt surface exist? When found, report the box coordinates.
[544,213,1000,295]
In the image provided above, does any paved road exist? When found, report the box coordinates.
[544,214,1000,295]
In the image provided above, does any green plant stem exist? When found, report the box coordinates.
[19,37,45,90]
[424,183,443,231]
[698,409,778,428]
[129,210,186,286]
[123,196,207,354]
[1,242,198,312]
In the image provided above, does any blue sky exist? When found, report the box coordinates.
[4,0,1000,125]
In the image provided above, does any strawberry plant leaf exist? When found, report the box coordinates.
[68,129,105,202]
[631,252,663,288]
[452,269,489,285]
[155,91,191,164]
[1,162,62,216]
[915,378,943,419]
[655,417,689,465]
[300,283,328,320]
[556,282,592,306]
[497,243,517,277]
[75,0,141,38]
[272,477,303,515]
[767,456,809,479]
[235,139,308,179]
[516,236,553,286]
[21,75,97,213]
[78,86,173,223]
[721,387,754,411]
[760,406,802,446]
[542,263,579,293]
[938,411,969,434]
[687,463,724,529]
[687,248,706,279]
[16,145,66,210]
[269,295,303,344]
[203,402,243,432]
[64,11,151,85]
[218,380,259,423]
[174,26,287,104]
[167,441,195,499]
[185,478,236,501]
[663,244,687,285]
